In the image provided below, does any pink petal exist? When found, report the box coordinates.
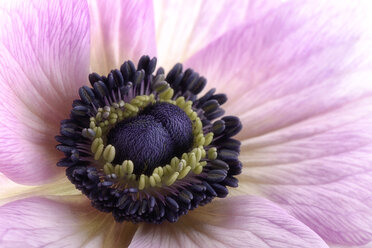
[0,197,98,247]
[0,197,138,247]
[185,1,372,109]
[130,196,328,248]
[0,0,90,185]
[185,1,372,246]
[330,244,372,248]
[154,0,282,69]
[88,0,157,75]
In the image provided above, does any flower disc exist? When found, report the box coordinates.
[56,56,242,223]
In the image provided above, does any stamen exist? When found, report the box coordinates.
[91,137,103,153]
[178,165,191,179]
[208,147,218,160]
[104,162,114,175]
[103,145,115,163]
[139,174,145,190]
[94,144,104,160]
[193,165,203,175]
[165,172,179,186]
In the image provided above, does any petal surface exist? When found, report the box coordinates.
[0,196,138,248]
[0,173,79,207]
[0,0,90,184]
[331,244,372,248]
[154,0,282,70]
[130,196,328,248]
[0,173,31,206]
[185,0,372,246]
[88,0,157,75]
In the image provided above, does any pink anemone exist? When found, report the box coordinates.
[0,0,372,247]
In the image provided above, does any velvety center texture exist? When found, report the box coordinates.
[107,102,193,175]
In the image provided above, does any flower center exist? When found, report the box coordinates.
[107,102,193,175]
[56,55,242,224]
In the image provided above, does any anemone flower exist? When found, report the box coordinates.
[0,0,372,247]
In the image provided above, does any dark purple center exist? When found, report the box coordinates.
[107,102,193,175]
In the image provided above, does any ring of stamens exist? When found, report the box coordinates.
[82,86,216,192]
[56,56,243,224]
